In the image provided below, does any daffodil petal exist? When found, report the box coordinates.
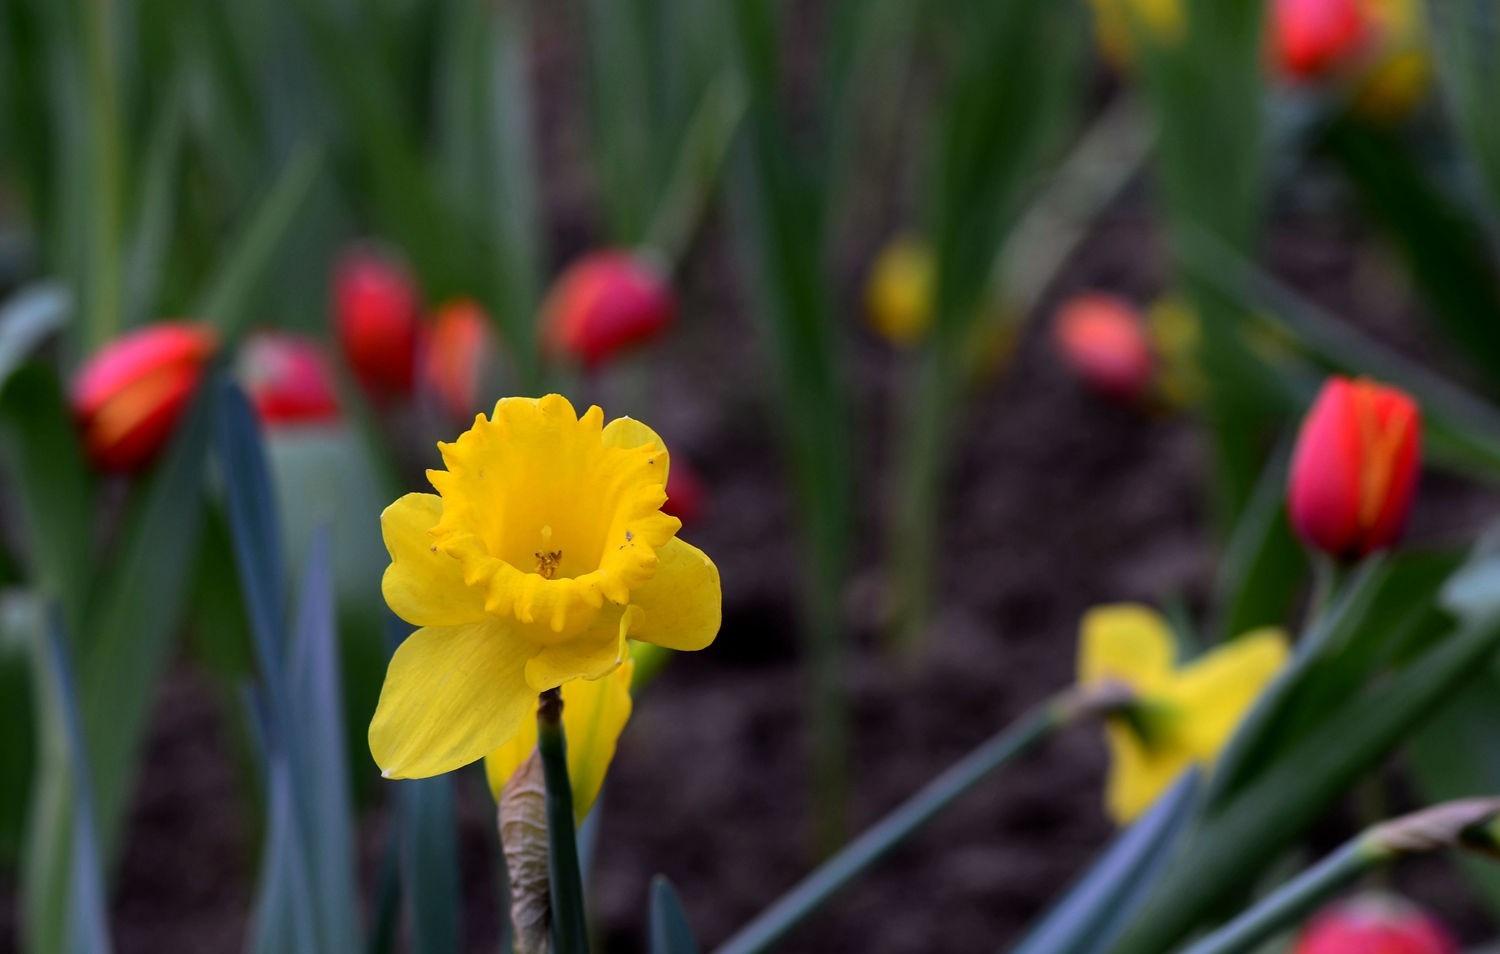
[370,619,536,779]
[1171,627,1290,762]
[381,493,489,627]
[626,537,721,651]
[1103,721,1194,824]
[603,416,669,482]
[1078,603,1175,693]
[561,659,634,819]
[483,659,635,822]
[523,607,633,690]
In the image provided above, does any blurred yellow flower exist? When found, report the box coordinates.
[486,659,635,822]
[865,236,935,346]
[1077,605,1289,824]
[1145,295,1204,409]
[1089,0,1185,69]
[370,394,721,780]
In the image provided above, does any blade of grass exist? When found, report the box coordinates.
[650,877,701,954]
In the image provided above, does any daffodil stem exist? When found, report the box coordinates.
[537,689,590,954]
[710,698,1070,954]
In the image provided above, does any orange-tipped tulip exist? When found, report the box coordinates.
[1295,894,1455,954]
[240,332,341,427]
[1287,377,1420,559]
[422,298,495,421]
[542,251,675,369]
[332,246,422,400]
[1053,294,1154,402]
[72,322,218,472]
[1273,0,1370,80]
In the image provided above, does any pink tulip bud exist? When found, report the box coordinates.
[240,332,341,427]
[1287,376,1420,560]
[332,245,422,401]
[1295,894,1455,954]
[72,322,218,472]
[1053,293,1154,403]
[541,251,675,369]
[1273,0,1370,80]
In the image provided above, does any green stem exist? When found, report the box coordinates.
[1178,838,1384,954]
[537,689,589,954]
[711,698,1070,954]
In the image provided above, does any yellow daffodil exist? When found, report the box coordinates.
[1353,0,1429,122]
[865,237,935,347]
[1077,605,1289,824]
[486,659,635,822]
[1145,295,1204,409]
[1089,0,1185,69]
[370,394,721,780]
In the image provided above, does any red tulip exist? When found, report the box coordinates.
[541,251,675,369]
[422,298,495,421]
[1288,376,1420,559]
[72,321,218,472]
[1053,294,1154,402]
[662,458,707,526]
[240,332,341,427]
[1295,894,1455,954]
[332,246,422,400]
[1273,0,1370,80]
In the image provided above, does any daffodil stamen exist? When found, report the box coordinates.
[535,549,563,580]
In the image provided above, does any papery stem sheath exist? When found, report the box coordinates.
[538,689,590,954]
[711,697,1073,954]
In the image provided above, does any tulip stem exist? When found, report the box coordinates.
[710,696,1078,954]
[537,689,590,954]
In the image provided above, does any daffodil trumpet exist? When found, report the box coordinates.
[1179,798,1500,954]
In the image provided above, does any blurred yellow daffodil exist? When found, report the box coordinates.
[865,236,935,346]
[1089,0,1185,69]
[370,394,721,780]
[1145,295,1204,409]
[1077,605,1289,824]
[486,659,635,822]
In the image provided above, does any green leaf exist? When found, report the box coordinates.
[193,146,322,345]
[78,377,212,850]
[397,776,461,954]
[123,87,186,329]
[1323,117,1500,385]
[1211,437,1306,641]
[0,363,94,630]
[1008,772,1200,954]
[0,284,69,389]
[649,876,701,954]
[1109,558,1500,954]
[37,610,115,954]
[0,594,35,863]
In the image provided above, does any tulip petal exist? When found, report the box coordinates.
[627,537,721,651]
[1077,604,1175,693]
[370,619,536,779]
[382,493,489,627]
[1170,627,1290,761]
[1288,378,1363,555]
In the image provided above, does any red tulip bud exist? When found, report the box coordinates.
[662,458,707,526]
[71,321,218,472]
[1288,376,1420,559]
[332,246,422,400]
[1273,0,1370,80]
[240,332,341,427]
[542,251,675,369]
[1053,294,1154,402]
[1295,894,1455,954]
[422,298,495,421]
